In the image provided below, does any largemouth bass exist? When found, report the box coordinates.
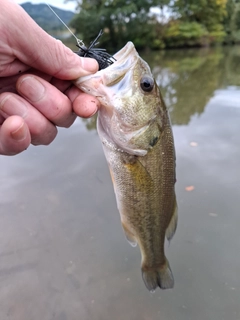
[74,42,178,291]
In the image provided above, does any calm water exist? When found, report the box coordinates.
[1,45,240,320]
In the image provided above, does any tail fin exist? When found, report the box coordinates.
[141,260,174,291]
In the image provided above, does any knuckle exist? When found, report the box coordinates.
[51,41,75,77]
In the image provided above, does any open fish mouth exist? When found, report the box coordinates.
[74,42,138,92]
[110,41,137,69]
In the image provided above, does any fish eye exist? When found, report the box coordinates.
[140,76,154,92]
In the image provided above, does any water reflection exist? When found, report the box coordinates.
[0,46,240,320]
[150,47,225,125]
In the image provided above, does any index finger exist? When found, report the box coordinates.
[1,2,98,79]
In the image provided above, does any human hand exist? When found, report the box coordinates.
[0,1,99,156]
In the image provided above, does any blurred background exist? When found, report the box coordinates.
[1,1,240,319]
[18,0,240,51]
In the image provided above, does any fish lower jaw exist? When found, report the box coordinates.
[102,137,148,156]
[98,118,148,156]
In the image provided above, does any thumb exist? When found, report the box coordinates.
[3,2,98,79]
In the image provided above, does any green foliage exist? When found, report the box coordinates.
[22,0,240,50]
[163,21,209,47]
[208,23,226,43]
[171,0,227,28]
[170,0,228,45]
[69,0,238,50]
[222,1,240,44]
[69,0,169,51]
[235,10,240,29]
[234,3,240,30]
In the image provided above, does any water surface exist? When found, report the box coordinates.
[1,46,240,320]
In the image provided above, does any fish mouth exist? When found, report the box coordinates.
[108,41,137,70]
[74,41,138,92]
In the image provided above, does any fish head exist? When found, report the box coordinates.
[74,42,165,156]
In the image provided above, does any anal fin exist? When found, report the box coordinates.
[121,221,137,247]
[165,195,178,241]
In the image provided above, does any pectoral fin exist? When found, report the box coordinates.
[165,196,178,241]
[121,221,137,247]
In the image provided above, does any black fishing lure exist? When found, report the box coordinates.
[46,4,115,71]
[75,30,116,70]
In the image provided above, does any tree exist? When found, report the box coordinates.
[69,0,168,51]
[171,0,228,43]
[67,0,238,49]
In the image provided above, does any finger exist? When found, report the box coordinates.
[0,67,52,95]
[2,2,99,79]
[50,78,72,93]
[0,93,57,146]
[0,58,30,77]
[66,86,100,118]
[0,114,4,124]
[16,75,76,127]
[0,116,31,156]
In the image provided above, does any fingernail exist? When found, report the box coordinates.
[11,122,27,141]
[0,95,27,118]
[89,102,98,116]
[80,57,99,73]
[18,76,45,102]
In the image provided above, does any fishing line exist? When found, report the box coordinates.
[45,2,84,47]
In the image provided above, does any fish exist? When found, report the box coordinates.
[73,42,178,291]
